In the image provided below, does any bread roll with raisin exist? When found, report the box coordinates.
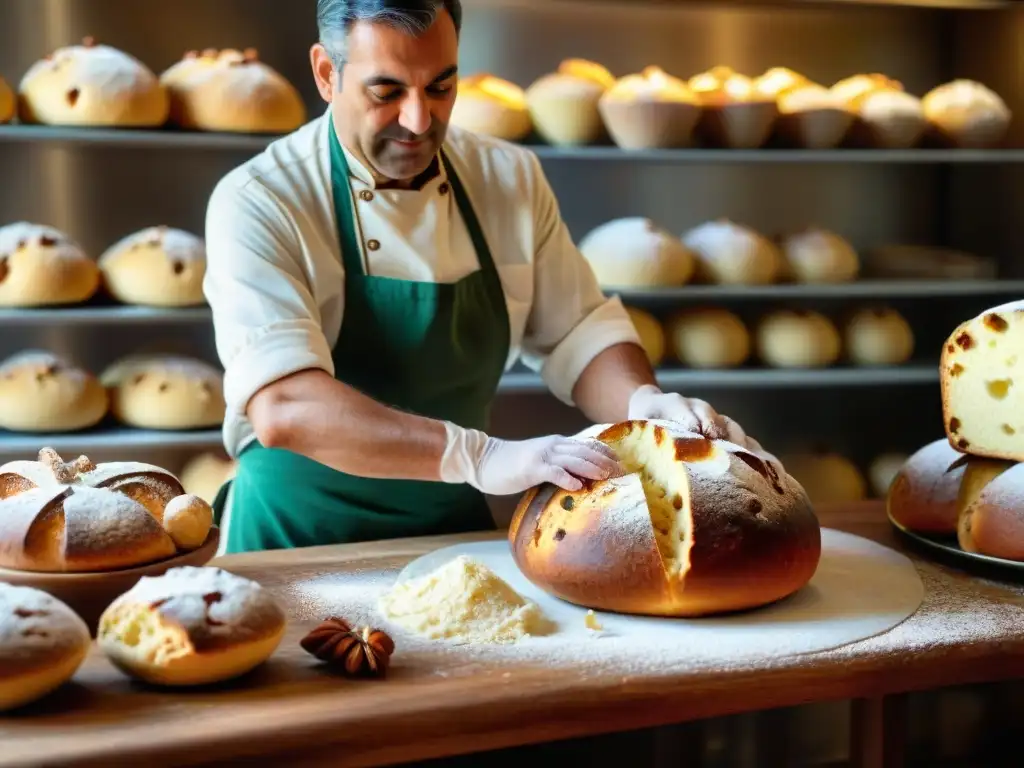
[0,351,108,433]
[0,223,99,307]
[102,355,225,431]
[100,226,206,307]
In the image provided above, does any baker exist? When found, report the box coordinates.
[204,0,750,554]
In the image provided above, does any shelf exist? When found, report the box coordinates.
[612,279,1024,302]
[0,305,213,325]
[498,364,939,392]
[0,428,222,455]
[1,125,1023,164]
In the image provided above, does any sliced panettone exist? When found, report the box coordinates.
[941,301,1024,462]
[509,419,820,617]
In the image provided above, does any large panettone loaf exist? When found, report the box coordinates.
[509,420,821,617]
[940,301,1024,461]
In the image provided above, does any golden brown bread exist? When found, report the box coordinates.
[509,420,820,617]
[0,448,213,573]
[886,438,967,535]
[99,226,206,307]
[525,59,614,146]
[956,458,1024,560]
[449,73,532,141]
[102,354,226,430]
[0,222,100,308]
[0,351,109,433]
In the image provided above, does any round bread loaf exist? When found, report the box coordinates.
[0,351,109,433]
[99,226,206,307]
[0,583,90,711]
[624,307,665,367]
[780,450,867,505]
[843,307,914,366]
[780,228,860,283]
[0,76,14,124]
[18,37,168,127]
[0,222,99,307]
[956,458,1024,559]
[161,48,306,134]
[666,307,751,368]
[179,452,237,504]
[98,565,286,686]
[102,355,226,430]
[757,309,841,368]
[688,66,778,149]
[886,438,967,535]
[450,73,531,141]
[525,59,614,146]
[598,66,702,150]
[509,419,821,617]
[578,217,695,288]
[0,447,213,572]
[922,79,1010,149]
[682,219,782,285]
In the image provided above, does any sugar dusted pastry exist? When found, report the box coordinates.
[681,219,782,285]
[0,222,99,307]
[99,226,206,307]
[0,351,109,433]
[526,59,615,146]
[598,66,701,149]
[689,66,778,148]
[450,73,532,141]
[780,228,860,283]
[102,354,226,431]
[922,79,1011,148]
[579,217,695,288]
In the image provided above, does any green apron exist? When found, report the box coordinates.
[212,120,509,554]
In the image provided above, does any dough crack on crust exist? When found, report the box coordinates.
[510,420,821,617]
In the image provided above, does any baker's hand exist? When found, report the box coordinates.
[439,423,622,496]
[627,384,749,445]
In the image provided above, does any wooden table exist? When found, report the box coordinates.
[3,501,1024,768]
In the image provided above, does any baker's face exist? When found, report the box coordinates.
[312,12,459,182]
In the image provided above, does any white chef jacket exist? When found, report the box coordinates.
[204,108,640,458]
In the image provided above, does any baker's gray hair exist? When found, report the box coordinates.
[317,0,463,69]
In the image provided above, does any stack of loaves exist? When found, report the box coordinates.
[888,301,1024,560]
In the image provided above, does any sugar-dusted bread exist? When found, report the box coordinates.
[922,79,1011,149]
[0,351,109,433]
[99,226,206,307]
[682,219,782,285]
[956,458,1024,560]
[160,48,306,134]
[940,301,1024,461]
[666,307,751,369]
[102,354,226,430]
[779,228,859,284]
[525,59,615,147]
[757,309,841,368]
[18,37,168,127]
[598,66,702,150]
[578,217,695,288]
[0,447,213,573]
[0,222,99,307]
[509,419,821,617]
[98,565,286,686]
[843,307,915,366]
[449,73,531,142]
[0,76,14,124]
[886,438,967,535]
[0,583,90,711]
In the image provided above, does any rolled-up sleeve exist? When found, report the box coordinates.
[518,154,641,404]
[204,174,334,431]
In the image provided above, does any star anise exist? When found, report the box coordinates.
[300,617,395,678]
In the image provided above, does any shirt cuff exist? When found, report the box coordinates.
[539,296,642,405]
[223,319,335,417]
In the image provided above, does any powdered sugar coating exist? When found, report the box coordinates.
[101,355,223,387]
[110,566,285,649]
[63,485,168,551]
[924,80,1010,118]
[682,219,781,285]
[0,223,89,264]
[0,583,89,671]
[20,44,159,104]
[99,227,206,267]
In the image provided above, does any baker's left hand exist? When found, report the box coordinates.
[627,384,749,445]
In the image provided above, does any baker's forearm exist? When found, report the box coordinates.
[571,342,658,423]
[247,370,448,480]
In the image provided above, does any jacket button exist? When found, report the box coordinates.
[359,190,374,202]
[367,239,381,251]
[439,182,450,196]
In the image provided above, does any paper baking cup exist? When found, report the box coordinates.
[775,108,855,149]
[450,97,533,142]
[847,113,927,149]
[927,113,1011,149]
[598,99,702,150]
[697,101,779,149]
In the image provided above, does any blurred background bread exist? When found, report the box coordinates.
[99,226,206,307]
[102,354,226,430]
[525,58,615,147]
[0,222,99,307]
[0,351,108,433]
[688,65,778,148]
[18,37,168,127]
[598,66,701,150]
[0,76,13,124]
[842,307,915,366]
[779,228,859,284]
[666,307,751,369]
[179,452,237,505]
[623,306,666,367]
[756,309,841,368]
[682,219,782,285]
[922,79,1011,148]
[578,217,694,288]
[780,450,868,505]
[450,73,531,141]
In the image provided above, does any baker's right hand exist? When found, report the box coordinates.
[439,424,622,496]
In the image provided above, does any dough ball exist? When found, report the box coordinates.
[450,73,532,141]
[667,308,751,368]
[682,219,782,285]
[756,309,841,368]
[180,452,237,504]
[922,79,1011,148]
[598,66,702,150]
[0,584,90,711]
[579,217,695,288]
[869,452,909,498]
[18,37,168,127]
[0,76,14,124]
[161,494,213,550]
[102,354,225,430]
[160,48,306,134]
[0,222,99,307]
[99,226,206,307]
[780,451,868,505]
[843,307,914,366]
[624,306,666,366]
[0,351,109,432]
[526,59,615,146]
[780,228,860,283]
